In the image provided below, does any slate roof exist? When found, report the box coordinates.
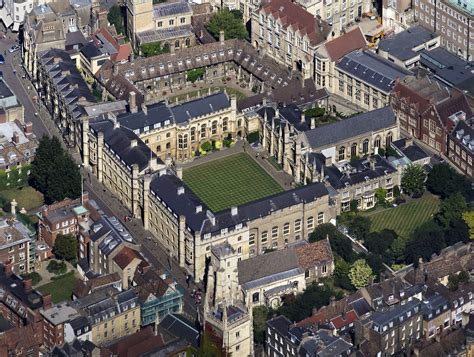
[153,1,192,18]
[337,50,410,93]
[370,299,421,330]
[72,272,121,298]
[323,27,366,61]
[90,215,135,256]
[303,106,396,149]
[392,139,430,162]
[89,117,161,171]
[260,0,330,46]
[158,313,200,348]
[237,248,301,287]
[378,26,438,61]
[80,41,102,60]
[171,92,230,123]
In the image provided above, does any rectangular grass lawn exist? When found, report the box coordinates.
[37,272,78,303]
[369,195,440,239]
[183,153,283,212]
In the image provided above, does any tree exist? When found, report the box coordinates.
[366,253,385,279]
[201,141,212,152]
[140,41,170,57]
[426,164,473,200]
[444,219,470,246]
[405,221,445,264]
[30,136,81,204]
[375,188,387,205]
[309,223,354,262]
[458,270,469,284]
[348,259,373,289]
[393,185,401,198]
[107,5,125,35]
[447,273,460,291]
[463,211,474,239]
[186,68,205,83]
[436,192,467,228]
[347,216,371,241]
[207,9,248,41]
[401,164,426,197]
[364,229,397,255]
[334,258,355,291]
[53,234,78,261]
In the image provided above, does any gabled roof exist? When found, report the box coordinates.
[330,309,358,330]
[294,239,333,270]
[324,27,366,62]
[260,0,330,46]
[107,326,165,356]
[112,246,144,269]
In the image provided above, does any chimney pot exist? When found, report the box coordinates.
[131,139,138,148]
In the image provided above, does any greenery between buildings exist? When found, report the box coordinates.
[0,186,44,212]
[207,9,248,41]
[47,260,67,275]
[53,234,78,262]
[401,164,426,197]
[447,271,470,291]
[183,153,283,212]
[246,131,259,143]
[37,271,77,303]
[107,5,125,35]
[348,259,374,289]
[304,107,326,118]
[0,165,31,191]
[29,136,81,204]
[140,41,170,57]
[21,272,42,286]
[186,68,205,83]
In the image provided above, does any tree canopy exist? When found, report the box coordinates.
[346,215,371,241]
[401,164,426,197]
[53,234,78,262]
[436,192,467,228]
[363,229,397,256]
[107,5,125,35]
[140,42,170,57]
[30,136,81,204]
[405,221,445,264]
[207,9,248,41]
[348,259,373,289]
[426,164,472,200]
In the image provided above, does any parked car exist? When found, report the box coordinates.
[8,44,20,53]
[0,55,4,64]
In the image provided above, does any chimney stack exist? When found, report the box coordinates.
[176,166,183,180]
[310,117,316,129]
[3,261,12,277]
[330,295,336,307]
[113,64,119,75]
[129,91,137,113]
[219,30,225,44]
[300,112,305,123]
[141,104,148,116]
[12,132,20,144]
[23,278,32,293]
[24,122,33,136]
[42,293,52,309]
[131,139,138,148]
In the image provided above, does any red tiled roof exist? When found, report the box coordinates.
[330,309,358,330]
[294,310,326,328]
[113,246,143,269]
[108,326,164,356]
[294,239,333,270]
[324,27,366,61]
[260,0,330,46]
[94,26,132,63]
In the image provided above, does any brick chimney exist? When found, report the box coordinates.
[23,278,32,293]
[42,293,52,309]
[24,122,33,136]
[12,132,20,144]
[3,261,13,276]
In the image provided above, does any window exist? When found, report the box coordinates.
[363,139,369,154]
[283,223,290,235]
[200,124,206,138]
[294,219,301,233]
[211,121,218,135]
[157,21,163,28]
[252,292,259,302]
[222,118,228,132]
[180,17,185,24]
[386,132,393,146]
[307,217,314,230]
[337,146,346,161]
[249,233,255,245]
[261,231,268,243]
[169,19,174,25]
[271,226,278,239]
[190,127,196,142]
[374,136,381,148]
[322,265,327,273]
[317,212,324,224]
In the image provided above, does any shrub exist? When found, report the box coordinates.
[247,131,259,143]
[21,272,42,285]
[47,260,67,275]
[304,107,325,118]
[201,141,212,152]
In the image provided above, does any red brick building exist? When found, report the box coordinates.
[391,75,472,155]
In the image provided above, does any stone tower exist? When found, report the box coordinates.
[204,242,254,356]
[126,0,153,47]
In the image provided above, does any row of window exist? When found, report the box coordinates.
[157,17,186,28]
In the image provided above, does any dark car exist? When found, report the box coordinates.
[0,55,4,64]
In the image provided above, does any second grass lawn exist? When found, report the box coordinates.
[183,153,283,212]
[369,194,440,239]
[37,272,78,304]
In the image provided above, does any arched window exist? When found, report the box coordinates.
[178,135,183,149]
[211,121,218,135]
[183,134,188,149]
[374,136,381,148]
[362,139,369,154]
[252,292,259,302]
[386,132,393,147]
[338,146,345,161]
[174,40,180,48]
[190,127,196,142]
[156,145,161,152]
[200,124,206,139]
[351,143,357,157]
[185,38,191,47]
[237,119,242,127]
[222,118,228,132]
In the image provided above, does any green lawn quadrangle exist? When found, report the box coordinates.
[183,153,283,212]
[37,272,78,304]
[369,195,440,238]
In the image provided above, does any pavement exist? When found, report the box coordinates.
[0,35,199,320]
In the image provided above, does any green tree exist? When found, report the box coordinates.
[309,223,354,262]
[463,211,474,239]
[436,192,467,228]
[401,164,426,197]
[140,41,170,57]
[375,187,387,205]
[348,259,373,289]
[444,219,470,246]
[253,306,270,344]
[426,163,473,200]
[201,141,212,152]
[347,215,371,241]
[30,136,81,204]
[207,9,248,40]
[393,185,401,198]
[366,253,385,278]
[405,221,445,264]
[107,5,125,35]
[458,270,469,284]
[364,229,397,256]
[186,68,205,83]
[53,234,78,262]
[334,258,355,291]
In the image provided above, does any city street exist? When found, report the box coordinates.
[0,37,199,319]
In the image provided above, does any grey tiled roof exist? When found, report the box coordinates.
[171,92,230,123]
[378,26,438,61]
[337,50,410,93]
[153,1,192,18]
[303,106,396,149]
[370,299,421,330]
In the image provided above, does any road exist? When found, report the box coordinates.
[0,37,199,319]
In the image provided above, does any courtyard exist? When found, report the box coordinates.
[183,153,284,212]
